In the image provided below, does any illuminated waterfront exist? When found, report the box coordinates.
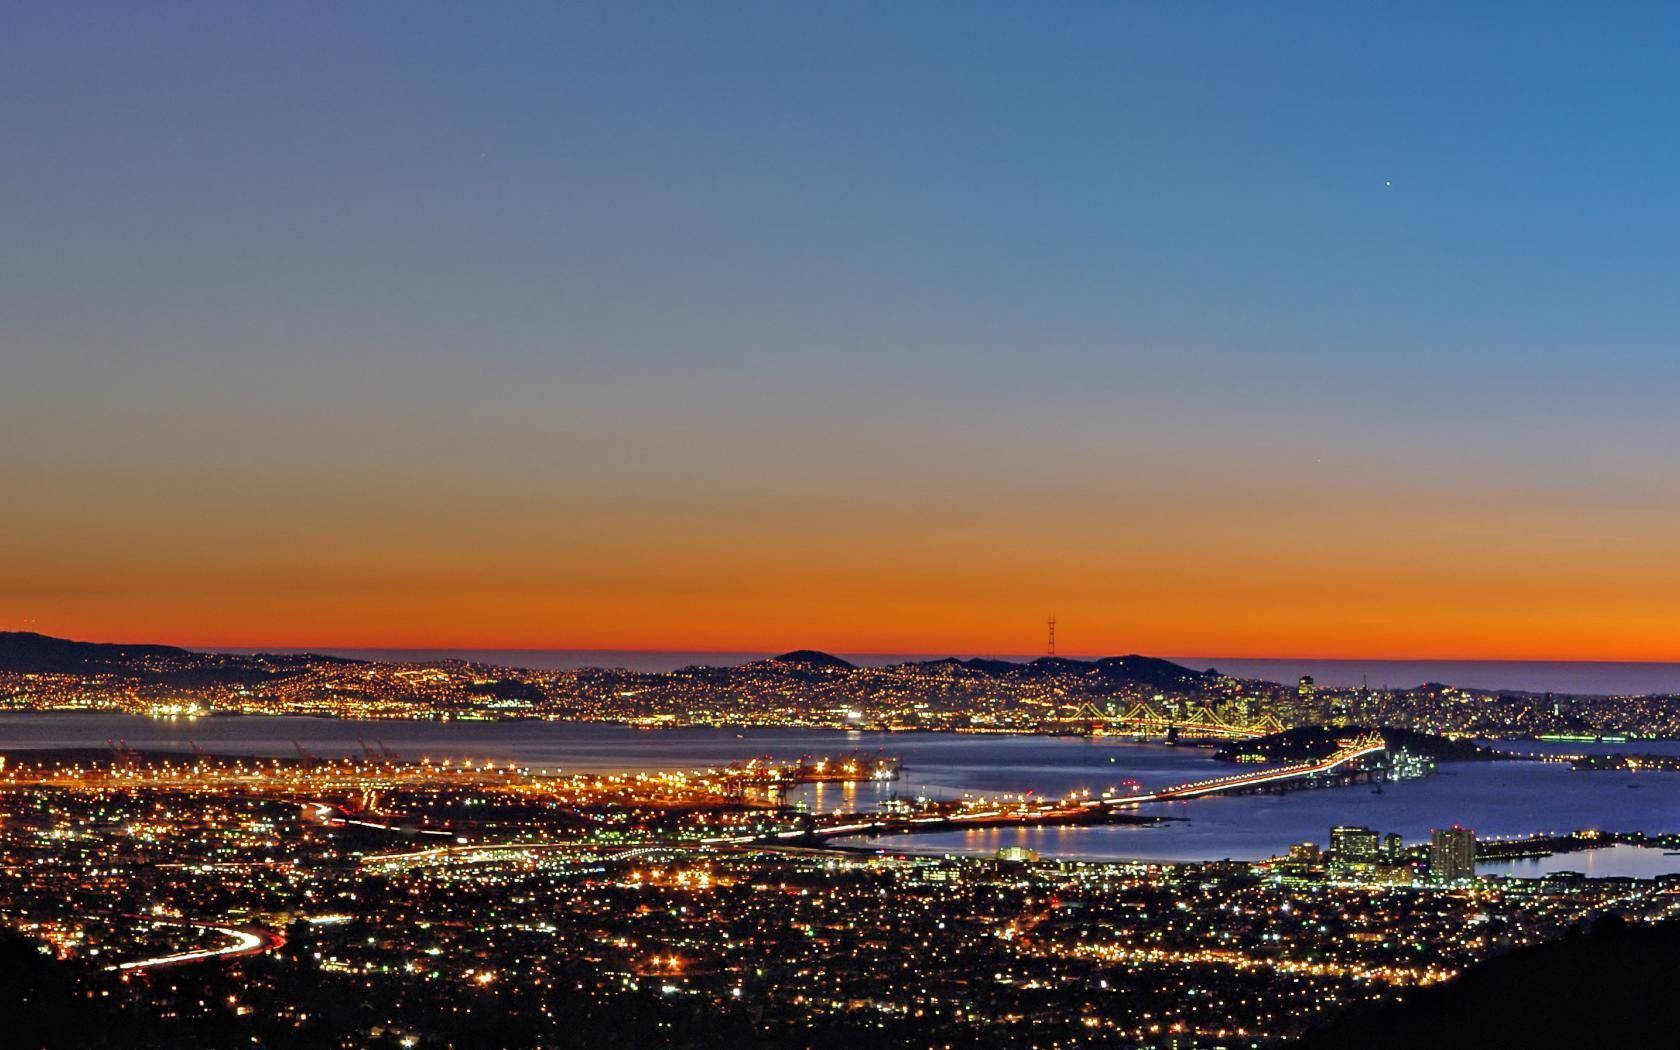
[7,714,1680,870]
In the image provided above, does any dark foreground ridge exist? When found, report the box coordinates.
[1302,914,1680,1049]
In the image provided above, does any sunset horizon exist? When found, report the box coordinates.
[15,623,1680,668]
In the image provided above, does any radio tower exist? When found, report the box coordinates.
[1046,615,1057,658]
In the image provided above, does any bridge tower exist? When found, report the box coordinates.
[1046,615,1056,658]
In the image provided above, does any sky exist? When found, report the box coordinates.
[5,3,1680,659]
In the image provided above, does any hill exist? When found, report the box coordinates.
[761,650,857,671]
[0,631,354,686]
[900,653,1213,690]
[0,631,196,674]
[1302,915,1680,1049]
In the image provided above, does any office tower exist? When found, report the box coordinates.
[1430,826,1476,883]
[1330,825,1381,880]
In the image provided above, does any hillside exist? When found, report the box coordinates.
[0,631,353,686]
[0,632,196,674]
[900,653,1213,690]
[1302,915,1680,1048]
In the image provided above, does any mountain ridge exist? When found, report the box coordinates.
[0,632,1212,689]
[0,631,359,685]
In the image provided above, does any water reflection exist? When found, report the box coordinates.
[1478,844,1680,880]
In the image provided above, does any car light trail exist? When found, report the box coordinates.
[111,920,279,972]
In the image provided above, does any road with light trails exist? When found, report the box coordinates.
[109,917,283,973]
[361,840,668,869]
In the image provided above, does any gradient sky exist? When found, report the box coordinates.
[6,4,1680,658]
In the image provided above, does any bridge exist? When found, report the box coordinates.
[1047,700,1286,741]
[738,734,1387,845]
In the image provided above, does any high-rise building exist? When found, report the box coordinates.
[1330,825,1381,880]
[1288,842,1324,866]
[1278,842,1325,886]
[1430,825,1476,883]
[1382,832,1406,863]
[1237,693,1258,721]
[1289,674,1319,724]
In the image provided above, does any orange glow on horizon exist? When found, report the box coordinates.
[10,447,1680,663]
[12,570,1680,664]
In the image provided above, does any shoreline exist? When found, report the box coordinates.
[4,708,1680,749]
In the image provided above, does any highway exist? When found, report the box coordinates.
[109,917,282,973]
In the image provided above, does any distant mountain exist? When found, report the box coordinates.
[759,650,857,671]
[955,657,1023,675]
[0,632,195,674]
[1028,656,1092,675]
[0,632,353,686]
[1,632,1217,696]
[1090,654,1212,691]
[912,656,1023,675]
[899,652,1213,690]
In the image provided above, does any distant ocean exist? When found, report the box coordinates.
[211,649,1680,696]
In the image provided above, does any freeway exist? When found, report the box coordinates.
[362,841,668,869]
[109,917,283,973]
